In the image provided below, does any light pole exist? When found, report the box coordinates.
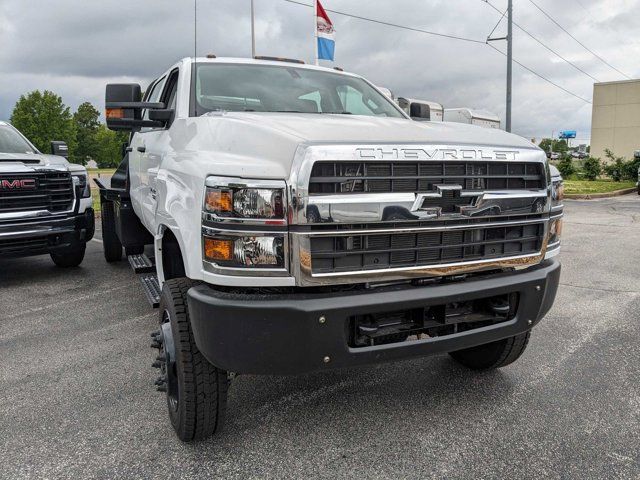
[505,0,513,132]
[487,0,513,132]
[251,0,256,58]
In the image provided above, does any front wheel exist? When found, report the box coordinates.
[449,331,531,370]
[155,278,228,442]
[50,241,86,268]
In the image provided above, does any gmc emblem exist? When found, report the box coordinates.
[0,179,37,189]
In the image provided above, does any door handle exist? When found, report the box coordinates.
[137,146,146,153]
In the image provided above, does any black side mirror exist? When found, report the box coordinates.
[105,83,164,132]
[50,141,69,158]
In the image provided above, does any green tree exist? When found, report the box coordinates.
[93,125,127,168]
[538,138,568,154]
[73,102,101,166]
[9,90,77,161]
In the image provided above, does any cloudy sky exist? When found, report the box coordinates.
[1,0,638,144]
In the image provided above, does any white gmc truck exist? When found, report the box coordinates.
[99,56,563,442]
[0,121,94,266]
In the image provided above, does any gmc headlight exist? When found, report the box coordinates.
[72,173,91,198]
[204,177,286,224]
[203,234,285,268]
[551,179,564,204]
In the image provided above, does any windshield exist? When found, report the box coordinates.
[192,63,404,118]
[0,124,37,154]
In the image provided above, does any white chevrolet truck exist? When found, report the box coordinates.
[99,56,563,442]
[0,121,93,266]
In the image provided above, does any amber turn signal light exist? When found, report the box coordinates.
[204,237,233,261]
[205,189,233,213]
[106,108,124,119]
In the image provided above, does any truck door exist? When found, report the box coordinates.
[138,68,179,232]
[129,75,166,224]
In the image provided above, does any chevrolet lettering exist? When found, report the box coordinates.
[355,147,519,161]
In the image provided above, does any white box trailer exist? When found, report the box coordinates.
[443,108,501,129]
[397,98,443,122]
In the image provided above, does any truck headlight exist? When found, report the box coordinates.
[548,218,563,244]
[551,180,564,203]
[204,179,286,224]
[203,234,285,268]
[72,173,91,198]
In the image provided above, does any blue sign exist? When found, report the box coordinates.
[559,130,576,139]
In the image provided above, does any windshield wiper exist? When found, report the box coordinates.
[325,111,352,114]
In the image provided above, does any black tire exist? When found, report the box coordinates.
[159,278,228,442]
[50,241,86,268]
[101,200,122,262]
[125,245,145,256]
[449,331,531,370]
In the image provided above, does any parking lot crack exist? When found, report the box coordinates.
[559,282,640,294]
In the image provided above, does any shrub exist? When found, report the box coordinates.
[556,156,575,178]
[603,149,625,181]
[603,160,625,181]
[581,157,602,181]
[622,157,640,181]
[602,148,639,181]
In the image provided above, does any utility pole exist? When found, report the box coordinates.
[506,0,513,132]
[487,0,513,132]
[250,0,256,58]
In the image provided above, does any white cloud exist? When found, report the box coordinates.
[1,0,639,144]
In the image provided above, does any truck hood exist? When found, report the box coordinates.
[176,113,542,180]
[0,152,76,173]
[202,112,538,150]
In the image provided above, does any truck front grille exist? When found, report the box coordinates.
[309,161,545,194]
[309,223,544,274]
[0,172,74,214]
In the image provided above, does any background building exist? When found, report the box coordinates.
[591,79,640,161]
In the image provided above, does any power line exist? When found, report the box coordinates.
[486,5,507,40]
[483,0,600,82]
[527,0,631,79]
[487,43,592,104]
[282,0,591,105]
[282,0,486,44]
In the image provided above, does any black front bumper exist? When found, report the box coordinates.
[188,259,561,375]
[0,209,95,258]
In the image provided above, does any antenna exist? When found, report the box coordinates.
[194,0,198,59]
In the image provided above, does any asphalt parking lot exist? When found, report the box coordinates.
[1,195,639,479]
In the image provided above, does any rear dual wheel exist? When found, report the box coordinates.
[101,200,122,263]
[156,278,228,442]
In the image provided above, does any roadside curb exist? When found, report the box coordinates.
[565,187,637,200]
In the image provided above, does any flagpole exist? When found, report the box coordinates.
[250,0,256,58]
[314,0,319,65]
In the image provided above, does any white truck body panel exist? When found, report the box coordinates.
[443,108,501,129]
[398,98,444,121]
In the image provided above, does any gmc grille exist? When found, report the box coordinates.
[309,161,545,194]
[0,172,74,214]
[310,223,544,274]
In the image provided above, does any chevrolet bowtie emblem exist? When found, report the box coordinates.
[411,185,478,216]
